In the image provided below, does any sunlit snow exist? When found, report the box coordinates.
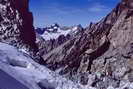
[0,42,94,89]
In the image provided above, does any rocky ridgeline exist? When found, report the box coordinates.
[0,0,38,56]
[42,0,133,88]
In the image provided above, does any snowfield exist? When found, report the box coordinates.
[0,42,94,89]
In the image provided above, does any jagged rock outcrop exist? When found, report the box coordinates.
[36,34,71,56]
[0,0,38,55]
[42,0,133,88]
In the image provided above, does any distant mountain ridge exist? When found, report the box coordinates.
[35,23,84,56]
[35,23,84,40]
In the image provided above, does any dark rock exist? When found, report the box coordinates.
[0,0,38,56]
[38,79,55,89]
[80,73,89,85]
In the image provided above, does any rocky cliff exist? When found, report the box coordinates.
[0,0,38,56]
[42,0,133,88]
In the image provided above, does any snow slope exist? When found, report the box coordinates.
[0,42,94,89]
[0,69,29,89]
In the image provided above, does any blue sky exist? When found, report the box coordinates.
[29,0,120,27]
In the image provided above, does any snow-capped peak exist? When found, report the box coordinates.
[36,24,83,41]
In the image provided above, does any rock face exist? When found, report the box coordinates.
[36,34,71,56]
[42,0,133,88]
[0,0,38,55]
